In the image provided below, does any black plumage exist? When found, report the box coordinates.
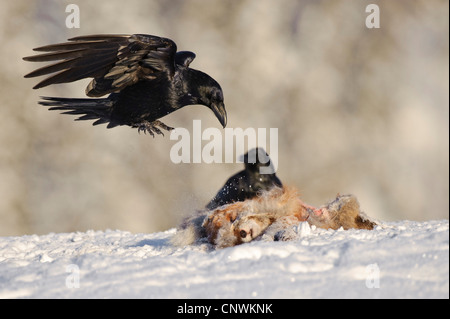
[23,34,227,135]
[206,148,282,210]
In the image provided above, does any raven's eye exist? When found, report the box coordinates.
[213,90,223,102]
[240,230,247,238]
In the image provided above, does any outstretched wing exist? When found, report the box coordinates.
[23,34,178,97]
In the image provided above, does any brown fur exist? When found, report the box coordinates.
[173,186,376,248]
[308,194,376,230]
[202,186,309,248]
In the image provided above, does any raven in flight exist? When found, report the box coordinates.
[23,34,227,136]
[206,148,282,210]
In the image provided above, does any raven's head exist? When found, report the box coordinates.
[241,148,270,171]
[184,69,227,128]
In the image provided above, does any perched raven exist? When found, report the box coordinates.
[23,34,227,136]
[206,148,282,210]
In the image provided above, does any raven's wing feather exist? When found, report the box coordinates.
[23,34,178,97]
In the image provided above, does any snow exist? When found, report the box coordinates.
[0,220,448,299]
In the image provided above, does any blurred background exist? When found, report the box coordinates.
[0,0,448,236]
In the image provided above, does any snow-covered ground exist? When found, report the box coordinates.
[0,220,448,299]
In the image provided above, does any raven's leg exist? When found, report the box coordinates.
[132,120,174,137]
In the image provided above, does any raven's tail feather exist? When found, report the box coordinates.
[39,96,118,128]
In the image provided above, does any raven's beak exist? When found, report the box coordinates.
[211,101,227,128]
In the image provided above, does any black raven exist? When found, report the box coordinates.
[206,148,282,210]
[23,34,227,136]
